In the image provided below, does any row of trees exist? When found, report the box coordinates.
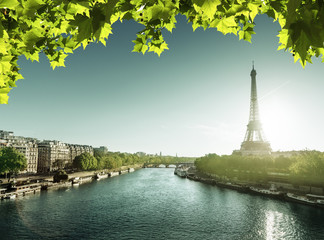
[0,145,194,180]
[72,150,195,171]
[195,151,324,187]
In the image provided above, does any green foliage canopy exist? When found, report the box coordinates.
[1,0,324,103]
[73,152,97,170]
[94,149,194,170]
[289,151,324,186]
[0,147,27,175]
[96,153,123,169]
[195,151,324,187]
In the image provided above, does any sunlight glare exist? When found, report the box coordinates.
[260,96,300,151]
[265,210,285,240]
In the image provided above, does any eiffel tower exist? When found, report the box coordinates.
[240,63,271,155]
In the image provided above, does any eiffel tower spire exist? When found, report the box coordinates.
[240,63,271,155]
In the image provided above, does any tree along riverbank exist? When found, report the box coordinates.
[195,151,324,193]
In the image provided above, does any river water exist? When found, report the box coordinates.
[0,168,324,240]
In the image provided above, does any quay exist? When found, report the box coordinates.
[0,166,138,201]
[174,165,324,209]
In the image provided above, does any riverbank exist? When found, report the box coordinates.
[0,164,143,200]
[183,169,324,209]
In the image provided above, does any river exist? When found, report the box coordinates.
[0,168,324,240]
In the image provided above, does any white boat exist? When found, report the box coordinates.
[249,187,282,197]
[286,193,316,206]
[96,173,108,180]
[317,199,324,207]
[305,194,324,208]
[80,176,93,183]
[249,184,283,197]
[109,172,119,177]
[5,194,16,199]
[174,167,188,178]
[72,177,80,185]
[177,169,187,177]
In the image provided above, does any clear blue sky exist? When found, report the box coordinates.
[1,15,324,157]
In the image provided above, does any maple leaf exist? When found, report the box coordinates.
[193,0,221,20]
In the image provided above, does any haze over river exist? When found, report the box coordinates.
[1,168,324,239]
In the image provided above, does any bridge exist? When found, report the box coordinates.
[143,162,195,168]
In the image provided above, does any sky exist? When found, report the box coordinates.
[1,14,324,157]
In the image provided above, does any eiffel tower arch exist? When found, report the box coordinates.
[240,64,271,156]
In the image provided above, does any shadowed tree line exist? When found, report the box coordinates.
[195,151,324,187]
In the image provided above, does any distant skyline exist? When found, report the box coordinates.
[1,15,324,157]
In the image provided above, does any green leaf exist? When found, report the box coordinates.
[132,41,148,55]
[25,51,39,62]
[0,74,7,87]
[147,4,172,22]
[97,23,112,46]
[50,51,68,70]
[22,29,44,51]
[102,0,119,24]
[0,38,8,54]
[0,0,19,8]
[239,29,255,43]
[21,0,45,17]
[277,29,288,50]
[0,55,12,73]
[211,16,237,35]
[0,87,11,104]
[295,30,310,63]
[192,0,221,20]
[71,15,93,43]
[285,0,302,28]
[148,41,168,57]
[67,2,90,18]
[247,3,259,22]
[226,4,246,16]
[132,34,148,54]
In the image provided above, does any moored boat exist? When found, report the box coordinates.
[175,168,187,177]
[119,170,128,175]
[174,165,189,178]
[285,193,316,206]
[82,176,93,182]
[71,177,80,185]
[0,188,6,199]
[305,194,324,208]
[5,193,16,200]
[96,172,108,180]
[218,182,249,192]
[316,199,324,208]
[249,184,283,198]
[109,171,119,177]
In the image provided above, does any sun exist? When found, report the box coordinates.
[259,96,299,151]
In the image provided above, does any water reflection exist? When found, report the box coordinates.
[265,210,284,240]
